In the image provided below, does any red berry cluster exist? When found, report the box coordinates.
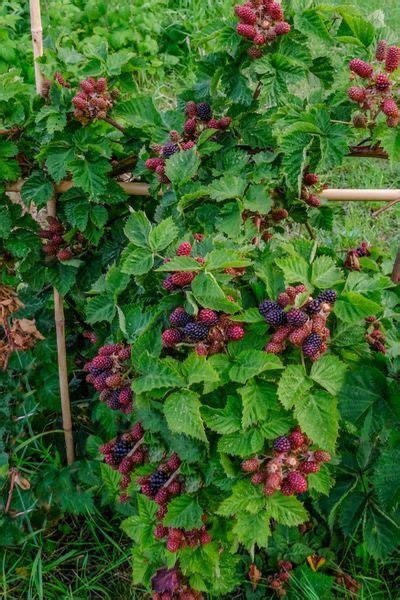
[99,423,146,500]
[242,206,289,245]
[335,572,361,596]
[84,344,133,412]
[138,453,182,518]
[155,521,212,553]
[162,306,245,355]
[301,172,326,208]
[54,71,70,88]
[348,42,400,128]
[241,428,331,497]
[235,0,291,59]
[151,566,203,600]
[268,560,293,597]
[72,77,114,124]
[344,241,370,271]
[162,242,203,292]
[365,316,386,354]
[38,216,85,262]
[260,287,337,361]
[146,102,231,183]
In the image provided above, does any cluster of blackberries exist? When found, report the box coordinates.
[84,344,133,412]
[146,101,231,183]
[151,566,203,600]
[242,206,289,245]
[268,561,293,597]
[54,71,70,88]
[154,522,212,553]
[235,0,291,59]
[242,428,331,497]
[348,42,400,129]
[162,306,245,355]
[162,242,203,292]
[301,171,325,208]
[259,286,337,361]
[72,77,115,124]
[99,423,146,500]
[137,453,182,519]
[365,316,386,354]
[38,216,85,262]
[344,241,370,271]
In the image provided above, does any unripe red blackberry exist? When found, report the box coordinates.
[99,344,120,356]
[349,58,374,78]
[306,194,321,207]
[314,450,331,463]
[288,428,304,450]
[154,488,169,505]
[176,241,192,256]
[198,309,218,326]
[279,572,291,583]
[57,248,73,261]
[248,46,263,59]
[265,341,284,354]
[171,271,195,287]
[181,141,196,150]
[218,116,232,129]
[162,328,183,347]
[166,537,181,552]
[271,208,289,222]
[347,86,367,103]
[251,471,266,485]
[96,77,107,92]
[270,324,292,344]
[386,116,400,128]
[183,322,209,342]
[169,307,193,327]
[72,96,87,109]
[274,21,291,35]
[300,461,320,474]
[304,173,319,186]
[227,325,245,341]
[119,457,133,474]
[280,478,294,496]
[167,480,181,495]
[302,333,322,356]
[119,386,132,405]
[92,355,113,370]
[273,436,291,452]
[80,79,95,94]
[169,130,180,142]
[131,422,144,440]
[253,33,266,45]
[121,474,131,489]
[146,157,165,171]
[234,4,257,24]
[154,525,168,539]
[184,118,197,134]
[156,505,168,520]
[295,284,307,294]
[381,98,399,117]
[277,292,291,307]
[264,473,281,495]
[288,326,311,346]
[185,101,197,117]
[166,452,181,471]
[286,471,307,493]
[207,118,220,129]
[376,40,387,62]
[237,23,257,39]
[241,458,261,472]
[267,2,284,20]
[93,373,109,391]
[196,102,212,122]
[353,114,368,128]
[265,29,277,43]
[286,308,308,327]
[375,74,391,91]
[162,276,175,291]
[200,529,212,545]
[131,449,145,464]
[195,343,208,356]
[385,46,400,73]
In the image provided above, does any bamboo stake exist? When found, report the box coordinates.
[30,0,74,464]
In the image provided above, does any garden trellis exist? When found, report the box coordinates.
[0,0,393,464]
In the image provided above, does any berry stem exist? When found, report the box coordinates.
[127,436,145,458]
[162,466,181,489]
[103,116,126,133]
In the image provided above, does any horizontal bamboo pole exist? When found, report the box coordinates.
[5,179,398,202]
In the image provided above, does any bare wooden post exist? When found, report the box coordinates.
[29,0,74,464]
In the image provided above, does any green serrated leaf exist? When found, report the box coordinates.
[164,390,207,443]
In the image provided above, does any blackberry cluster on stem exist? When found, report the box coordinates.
[241,428,331,497]
[38,216,85,262]
[162,242,203,292]
[235,0,291,59]
[344,241,370,271]
[146,101,231,183]
[137,453,182,513]
[242,205,289,245]
[268,560,293,597]
[162,306,245,355]
[84,343,133,412]
[259,285,337,361]
[151,566,204,600]
[155,521,212,553]
[301,170,327,208]
[348,42,400,128]
[72,77,116,124]
[99,423,146,499]
[365,316,386,354]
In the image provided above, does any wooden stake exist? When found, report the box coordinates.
[29,0,74,464]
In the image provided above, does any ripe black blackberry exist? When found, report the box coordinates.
[107,390,121,410]
[183,322,209,341]
[318,289,337,304]
[286,308,308,327]
[306,298,321,314]
[302,333,322,356]
[149,470,169,495]
[273,436,291,452]
[265,308,287,327]
[162,143,179,158]
[169,307,193,327]
[112,439,132,463]
[259,300,279,317]
[196,102,212,121]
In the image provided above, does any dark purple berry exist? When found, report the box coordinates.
[273,436,291,452]
[259,300,279,317]
[264,308,287,327]
[162,143,179,158]
[112,439,132,464]
[286,308,308,327]
[149,470,169,495]
[183,322,209,341]
[169,307,193,327]
[306,298,321,314]
[196,102,212,121]
[318,289,337,304]
[302,333,323,356]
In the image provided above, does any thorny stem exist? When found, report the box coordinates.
[305,222,316,240]
[162,466,181,489]
[127,436,145,458]
[104,117,126,133]
[5,469,17,513]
